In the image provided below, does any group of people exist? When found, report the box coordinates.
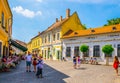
[0,54,20,72]
[25,52,44,78]
[25,51,120,77]
[89,57,98,64]
[73,55,120,76]
[73,55,81,69]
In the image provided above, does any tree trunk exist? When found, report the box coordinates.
[106,57,109,66]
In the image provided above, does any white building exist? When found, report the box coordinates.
[62,24,120,62]
[40,9,85,60]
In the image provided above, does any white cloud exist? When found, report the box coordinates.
[35,0,43,3]
[68,0,120,4]
[12,6,42,18]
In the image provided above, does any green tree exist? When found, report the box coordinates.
[102,44,114,65]
[104,18,120,26]
[80,44,89,57]
[82,24,87,29]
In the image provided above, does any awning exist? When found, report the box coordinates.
[9,39,28,52]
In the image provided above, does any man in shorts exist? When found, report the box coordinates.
[25,52,32,72]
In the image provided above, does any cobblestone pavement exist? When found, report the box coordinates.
[0,60,120,83]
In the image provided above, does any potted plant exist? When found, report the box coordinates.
[102,44,114,65]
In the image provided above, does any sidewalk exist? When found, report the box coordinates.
[45,60,120,83]
[99,61,113,65]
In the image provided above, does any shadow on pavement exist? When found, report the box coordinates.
[0,60,69,83]
[77,67,86,70]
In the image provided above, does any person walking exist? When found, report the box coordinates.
[73,55,77,69]
[25,52,32,72]
[50,54,53,60]
[113,56,120,76]
[36,56,44,78]
[32,58,37,72]
[77,56,81,68]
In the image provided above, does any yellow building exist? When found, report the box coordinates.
[0,0,12,58]
[27,32,42,56]
[41,9,85,60]
[27,41,32,53]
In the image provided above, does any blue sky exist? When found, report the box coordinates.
[8,0,120,43]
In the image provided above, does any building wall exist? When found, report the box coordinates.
[27,35,42,56]
[62,32,120,62]
[61,12,85,36]
[41,28,62,60]
[41,11,84,60]
[27,41,32,53]
[0,0,12,58]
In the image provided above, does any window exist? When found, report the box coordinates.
[74,32,78,35]
[0,42,2,56]
[42,50,44,57]
[91,29,95,32]
[48,34,50,42]
[57,33,60,40]
[2,12,4,28]
[93,45,100,57]
[74,46,79,56]
[84,46,89,57]
[42,38,44,44]
[3,45,6,56]
[53,34,56,41]
[105,53,112,57]
[45,36,47,43]
[6,47,8,56]
[66,47,71,57]
[112,27,116,30]
[117,44,120,57]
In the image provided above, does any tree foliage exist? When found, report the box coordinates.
[102,44,114,55]
[80,44,89,53]
[104,18,120,26]
[82,24,87,29]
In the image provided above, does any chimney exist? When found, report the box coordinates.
[60,16,62,21]
[56,18,58,22]
[66,9,70,18]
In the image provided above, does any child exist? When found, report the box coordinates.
[36,56,44,78]
[113,56,120,76]
[33,58,37,72]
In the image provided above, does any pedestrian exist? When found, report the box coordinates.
[89,57,93,64]
[62,57,66,61]
[50,54,53,60]
[25,51,32,72]
[113,56,120,76]
[77,56,81,68]
[32,58,37,72]
[36,56,44,78]
[73,55,77,69]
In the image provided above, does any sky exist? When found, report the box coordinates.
[8,0,120,43]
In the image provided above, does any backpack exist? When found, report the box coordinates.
[37,60,43,69]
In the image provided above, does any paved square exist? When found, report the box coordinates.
[0,60,120,83]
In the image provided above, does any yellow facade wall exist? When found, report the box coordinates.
[0,0,12,57]
[27,42,32,53]
[27,35,42,56]
[61,12,85,36]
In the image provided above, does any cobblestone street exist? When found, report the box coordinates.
[0,60,120,83]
